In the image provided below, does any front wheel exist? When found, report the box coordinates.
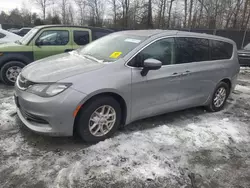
[0,61,25,85]
[206,82,229,112]
[76,96,121,143]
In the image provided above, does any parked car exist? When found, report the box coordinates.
[0,25,113,85]
[14,30,240,143]
[12,27,32,36]
[238,43,250,66]
[0,29,21,44]
[7,28,20,33]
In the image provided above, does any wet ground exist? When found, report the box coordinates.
[1,68,250,188]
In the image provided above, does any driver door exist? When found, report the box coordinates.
[130,37,186,121]
[33,29,72,60]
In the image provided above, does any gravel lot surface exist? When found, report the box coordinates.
[1,68,250,188]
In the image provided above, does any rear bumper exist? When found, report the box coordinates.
[239,57,250,66]
[15,86,87,136]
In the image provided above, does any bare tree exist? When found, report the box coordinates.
[156,0,167,28]
[241,0,249,29]
[121,0,130,27]
[188,0,194,28]
[147,0,153,28]
[232,0,243,28]
[68,3,75,24]
[167,0,175,28]
[34,0,51,20]
[59,0,68,24]
[87,0,105,26]
[75,0,87,25]
[109,0,120,26]
[184,0,188,27]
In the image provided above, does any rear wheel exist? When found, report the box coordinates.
[76,96,121,143]
[206,82,229,112]
[1,61,25,85]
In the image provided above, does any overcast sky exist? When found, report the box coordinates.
[0,0,39,13]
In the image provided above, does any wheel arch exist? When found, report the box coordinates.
[0,53,33,69]
[218,78,232,97]
[73,91,128,134]
[220,78,232,92]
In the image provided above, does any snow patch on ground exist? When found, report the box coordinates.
[0,96,16,131]
[0,71,250,187]
[235,84,250,94]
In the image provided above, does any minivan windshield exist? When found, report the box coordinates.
[77,33,146,62]
[18,28,39,45]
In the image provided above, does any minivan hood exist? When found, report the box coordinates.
[21,52,105,82]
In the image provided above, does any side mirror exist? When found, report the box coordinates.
[141,58,162,76]
[35,40,43,46]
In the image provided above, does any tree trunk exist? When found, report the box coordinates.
[232,0,242,29]
[167,0,174,28]
[157,0,163,28]
[197,0,204,28]
[184,0,187,27]
[113,0,117,26]
[244,8,250,29]
[162,0,167,28]
[188,0,194,28]
[241,0,249,29]
[147,0,153,28]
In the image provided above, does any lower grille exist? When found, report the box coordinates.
[20,108,48,124]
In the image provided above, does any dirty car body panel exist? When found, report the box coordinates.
[15,30,240,136]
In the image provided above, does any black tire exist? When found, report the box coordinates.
[206,82,230,112]
[0,61,25,86]
[76,96,121,143]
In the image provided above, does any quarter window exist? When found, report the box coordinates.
[73,30,90,45]
[175,37,209,64]
[0,33,6,38]
[211,40,233,60]
[130,38,175,67]
[36,30,69,46]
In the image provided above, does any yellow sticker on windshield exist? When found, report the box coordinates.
[109,51,122,59]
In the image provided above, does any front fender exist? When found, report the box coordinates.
[0,52,34,68]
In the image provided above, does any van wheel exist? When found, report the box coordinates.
[76,96,121,143]
[206,82,229,112]
[1,61,25,86]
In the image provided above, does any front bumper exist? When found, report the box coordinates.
[15,85,87,136]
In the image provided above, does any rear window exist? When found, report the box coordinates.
[73,30,90,45]
[210,40,233,60]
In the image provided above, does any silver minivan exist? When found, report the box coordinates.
[14,30,240,142]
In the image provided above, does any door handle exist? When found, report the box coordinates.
[170,72,180,77]
[181,71,191,76]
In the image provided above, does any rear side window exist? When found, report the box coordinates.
[175,37,209,64]
[210,40,233,60]
[93,31,111,40]
[73,30,90,45]
[0,32,6,38]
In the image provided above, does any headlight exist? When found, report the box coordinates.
[26,83,72,97]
